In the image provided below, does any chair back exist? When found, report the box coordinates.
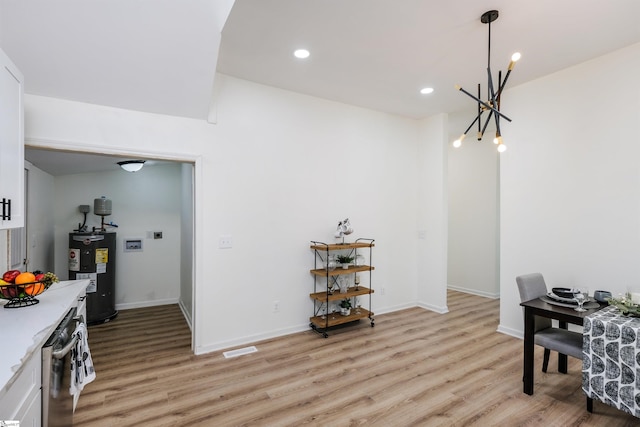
[516,273,552,332]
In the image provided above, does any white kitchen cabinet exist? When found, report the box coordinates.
[0,347,41,426]
[0,47,24,229]
[0,281,89,427]
[15,390,41,427]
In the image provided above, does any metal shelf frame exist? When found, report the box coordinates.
[309,238,375,337]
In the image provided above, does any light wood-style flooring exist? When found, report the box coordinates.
[73,291,639,426]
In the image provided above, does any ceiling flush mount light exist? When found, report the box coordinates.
[453,10,520,153]
[293,49,310,59]
[117,160,145,172]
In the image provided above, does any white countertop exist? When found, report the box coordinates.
[0,279,89,400]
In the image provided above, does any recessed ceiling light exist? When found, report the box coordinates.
[294,49,310,59]
[420,87,434,95]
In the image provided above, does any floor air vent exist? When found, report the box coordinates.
[223,346,258,359]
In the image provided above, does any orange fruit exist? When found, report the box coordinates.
[24,282,45,296]
[15,272,35,285]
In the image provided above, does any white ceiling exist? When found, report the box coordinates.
[1,0,640,174]
[24,148,175,176]
[218,0,640,119]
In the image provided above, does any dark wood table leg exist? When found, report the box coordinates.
[558,320,568,373]
[523,306,535,395]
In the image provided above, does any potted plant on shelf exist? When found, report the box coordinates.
[336,254,354,269]
[339,298,352,316]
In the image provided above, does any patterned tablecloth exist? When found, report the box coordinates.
[583,306,640,417]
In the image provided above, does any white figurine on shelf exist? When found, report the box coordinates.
[334,218,353,244]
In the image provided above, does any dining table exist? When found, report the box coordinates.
[519,296,605,395]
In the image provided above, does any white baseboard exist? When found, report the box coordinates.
[178,299,193,331]
[195,302,461,356]
[497,324,522,339]
[115,297,180,311]
[417,301,449,314]
[195,323,310,355]
[447,285,500,299]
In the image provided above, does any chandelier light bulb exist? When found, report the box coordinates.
[497,143,507,153]
[509,52,521,70]
[453,134,465,148]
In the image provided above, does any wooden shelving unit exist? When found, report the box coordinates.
[309,239,375,337]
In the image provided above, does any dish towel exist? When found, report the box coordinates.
[69,322,96,396]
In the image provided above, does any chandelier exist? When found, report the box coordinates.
[453,10,520,153]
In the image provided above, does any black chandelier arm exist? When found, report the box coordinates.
[496,67,514,100]
[494,112,502,139]
[481,110,493,137]
[487,67,498,107]
[483,69,504,141]
[463,112,482,136]
[497,70,503,109]
[477,83,482,136]
[455,85,512,122]
[485,69,504,140]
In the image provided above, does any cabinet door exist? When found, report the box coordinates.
[0,47,24,229]
[0,347,41,422]
[15,390,42,427]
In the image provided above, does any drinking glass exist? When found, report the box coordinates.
[574,288,589,312]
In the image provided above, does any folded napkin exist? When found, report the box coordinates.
[69,322,96,396]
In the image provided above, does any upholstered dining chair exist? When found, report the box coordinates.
[516,273,583,372]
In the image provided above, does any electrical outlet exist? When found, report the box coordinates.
[153,231,163,239]
[380,287,386,295]
[273,300,280,313]
[219,235,233,249]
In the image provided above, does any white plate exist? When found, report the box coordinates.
[546,292,593,304]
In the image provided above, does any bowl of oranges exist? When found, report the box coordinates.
[0,270,59,308]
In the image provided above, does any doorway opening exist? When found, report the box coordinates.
[24,144,198,351]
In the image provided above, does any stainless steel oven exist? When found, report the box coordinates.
[42,307,79,427]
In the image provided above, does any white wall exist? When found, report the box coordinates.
[447,110,500,298]
[498,42,640,337]
[24,161,55,272]
[416,114,449,312]
[24,73,448,354]
[52,164,183,308]
[179,163,194,325]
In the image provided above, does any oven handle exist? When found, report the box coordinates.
[52,334,78,360]
[52,316,84,360]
